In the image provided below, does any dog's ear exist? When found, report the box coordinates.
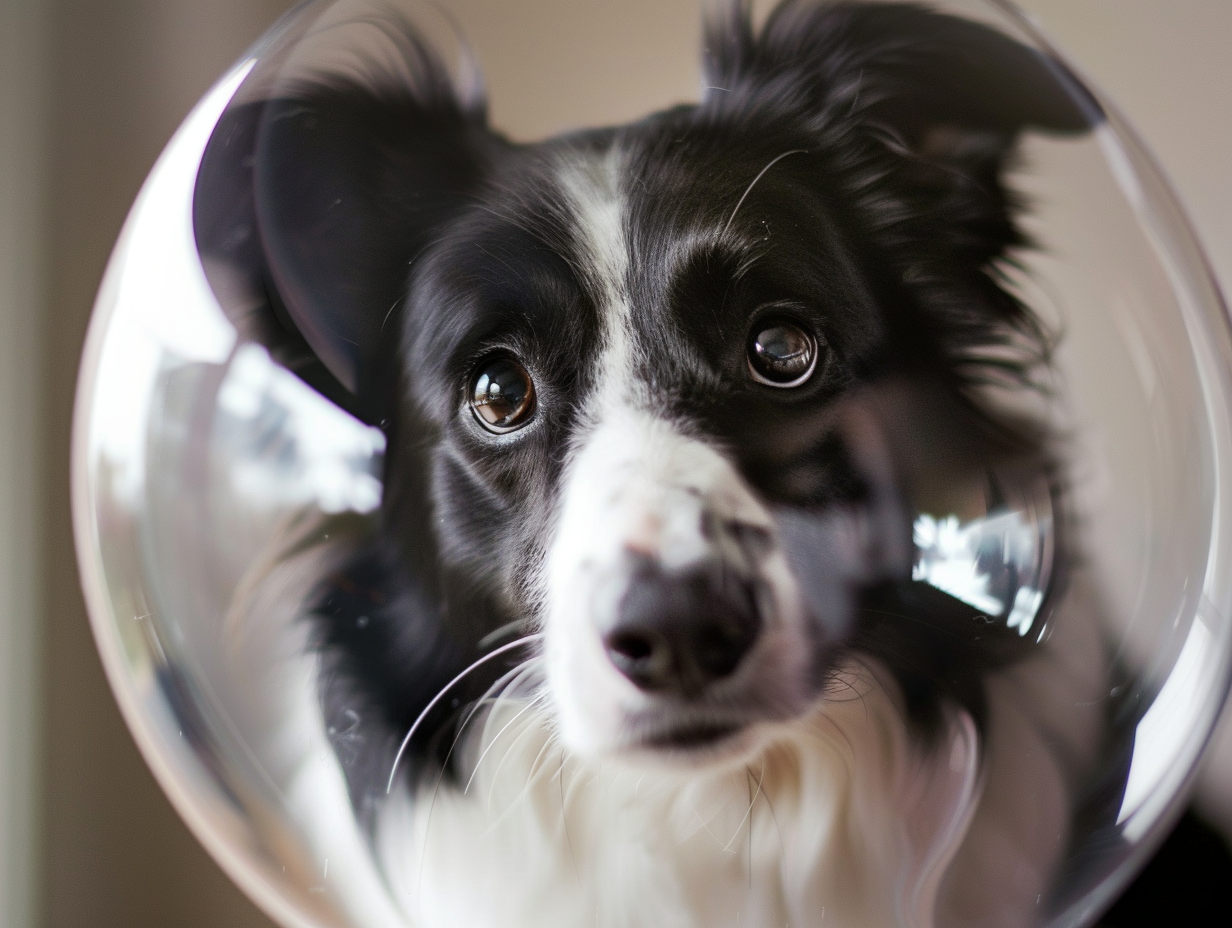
[704,1,1098,147]
[254,31,500,415]
[221,22,500,421]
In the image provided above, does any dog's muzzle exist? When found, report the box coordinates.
[542,410,815,757]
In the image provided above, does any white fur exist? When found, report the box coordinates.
[373,660,980,928]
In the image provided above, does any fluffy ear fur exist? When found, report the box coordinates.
[702,0,1100,380]
[703,1,1097,140]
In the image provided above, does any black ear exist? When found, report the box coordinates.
[704,0,1099,144]
[196,21,500,423]
[198,22,495,426]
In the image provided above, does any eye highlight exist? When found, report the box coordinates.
[470,357,536,433]
[747,319,819,387]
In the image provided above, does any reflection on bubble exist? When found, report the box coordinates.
[914,501,1051,638]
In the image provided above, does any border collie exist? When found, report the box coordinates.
[195,2,1113,925]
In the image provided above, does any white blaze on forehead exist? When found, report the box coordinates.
[554,147,638,414]
[549,146,777,563]
[555,145,628,312]
[549,145,776,578]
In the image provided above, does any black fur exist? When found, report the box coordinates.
[194,0,1097,805]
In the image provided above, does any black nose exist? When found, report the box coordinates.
[603,559,762,696]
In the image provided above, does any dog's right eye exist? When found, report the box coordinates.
[747,319,819,388]
[470,357,536,433]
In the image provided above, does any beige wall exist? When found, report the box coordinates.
[1021,0,1232,342]
[10,2,1232,927]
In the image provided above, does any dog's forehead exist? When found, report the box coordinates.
[544,130,863,357]
[419,123,844,333]
[547,126,855,307]
[550,146,631,314]
[546,129,804,301]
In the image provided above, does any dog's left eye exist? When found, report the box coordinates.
[470,357,536,433]
[748,319,819,387]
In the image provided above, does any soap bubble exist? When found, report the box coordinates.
[73,2,1232,926]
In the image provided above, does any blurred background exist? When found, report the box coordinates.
[1,1,1230,926]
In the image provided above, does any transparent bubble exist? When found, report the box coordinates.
[73,2,1232,927]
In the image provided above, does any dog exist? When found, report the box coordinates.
[194,2,1116,925]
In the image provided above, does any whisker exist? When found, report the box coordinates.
[480,714,557,830]
[560,752,602,812]
[386,634,542,794]
[463,699,537,794]
[807,707,858,759]
[411,658,543,899]
[454,659,540,759]
[687,793,730,848]
[477,618,529,650]
[760,778,787,864]
[473,659,543,748]
[413,668,540,903]
[747,768,754,889]
[721,149,809,238]
[724,761,765,852]
[380,296,400,332]
[485,693,550,811]
[558,750,580,880]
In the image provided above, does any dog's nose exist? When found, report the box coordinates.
[603,559,761,696]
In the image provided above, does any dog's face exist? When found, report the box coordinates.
[200,0,1095,786]
[399,127,915,761]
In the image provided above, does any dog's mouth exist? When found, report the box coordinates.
[607,709,773,765]
[641,719,744,750]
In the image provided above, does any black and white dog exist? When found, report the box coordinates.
[196,2,1114,925]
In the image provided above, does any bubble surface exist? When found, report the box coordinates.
[73,2,1232,927]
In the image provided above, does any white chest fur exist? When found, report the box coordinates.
[367,661,979,928]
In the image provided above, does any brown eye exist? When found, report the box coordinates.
[470,357,536,433]
[748,320,819,387]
